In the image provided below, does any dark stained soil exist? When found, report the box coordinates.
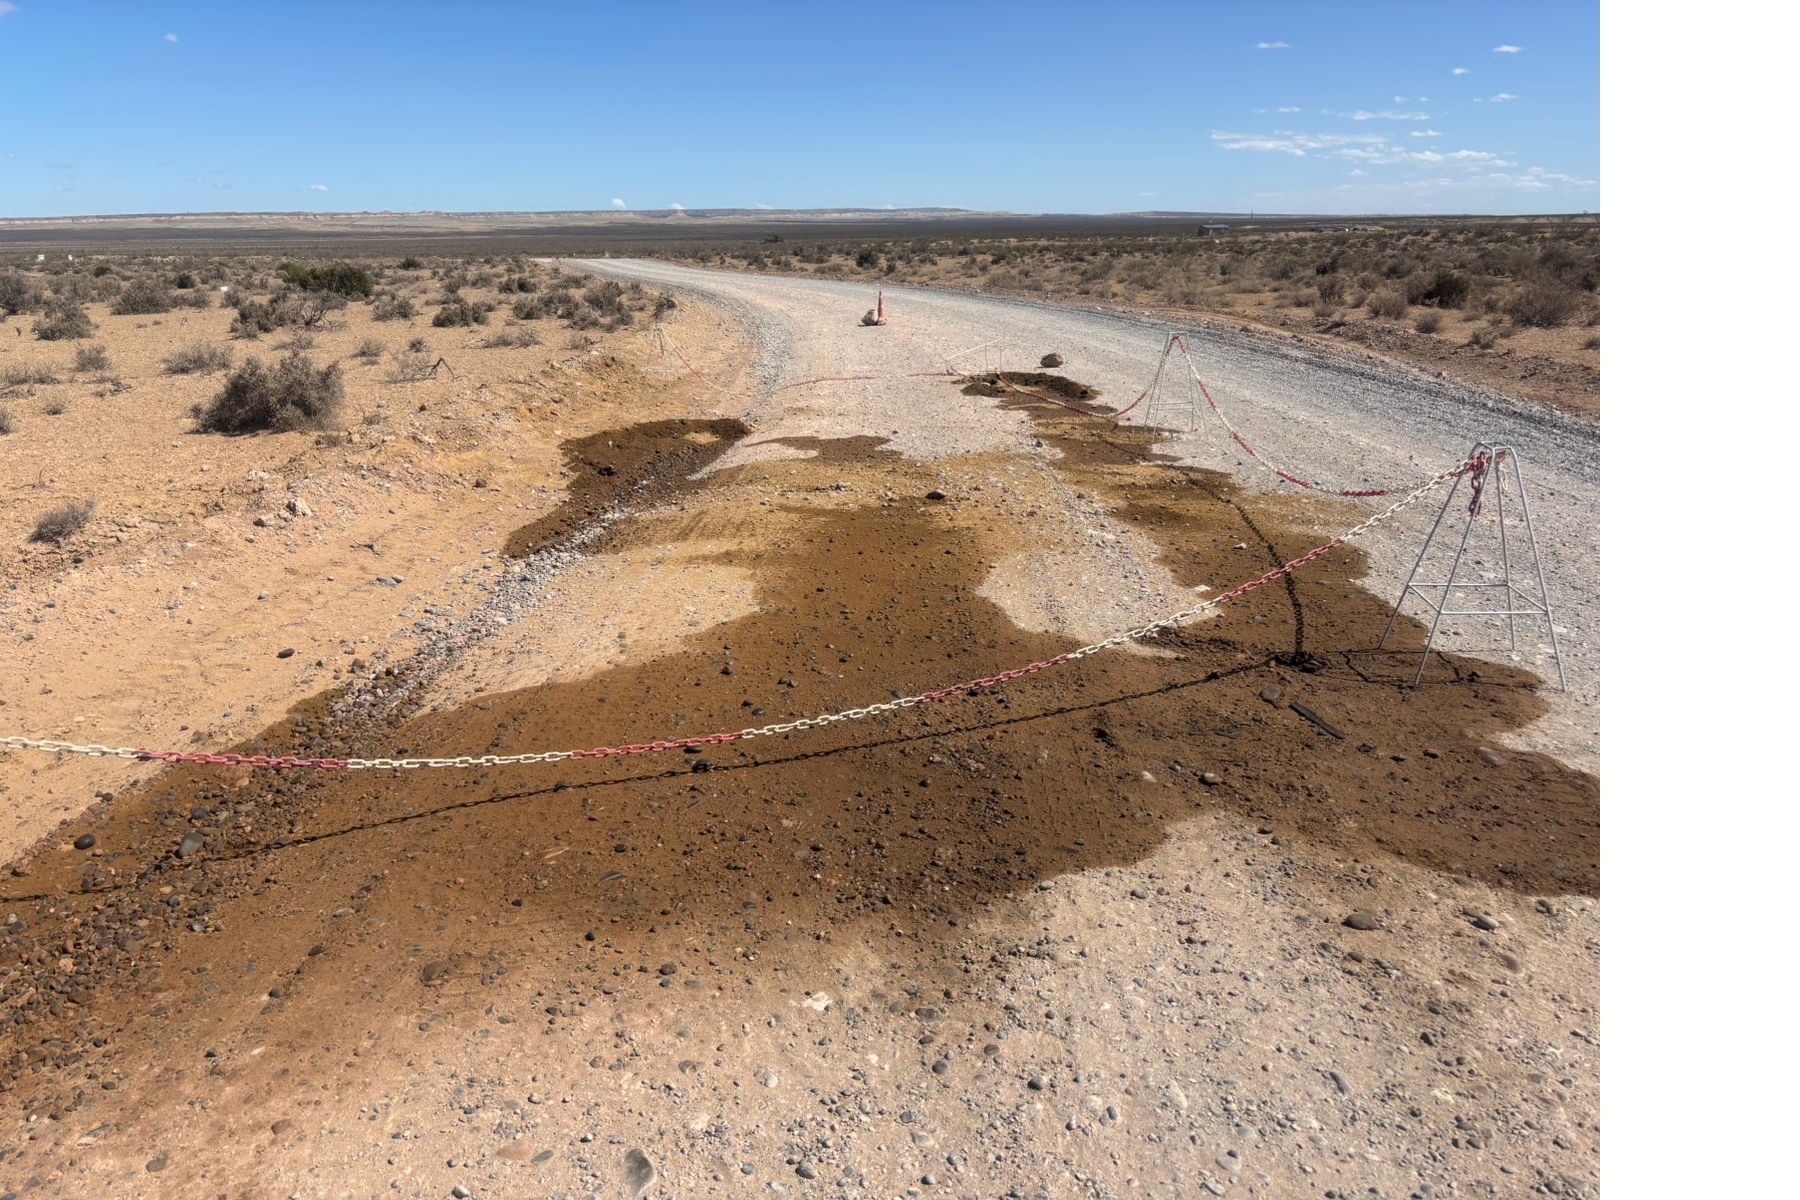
[0,401,1596,1182]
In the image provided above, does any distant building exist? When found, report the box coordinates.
[1199,223,1230,236]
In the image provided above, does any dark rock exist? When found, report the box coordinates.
[421,961,452,984]
[624,1148,657,1197]
[1040,353,1065,368]
[1343,910,1380,931]
[176,831,205,859]
[276,648,296,659]
[73,834,96,850]
[925,490,946,501]
[796,1162,818,1180]
[1471,914,1500,932]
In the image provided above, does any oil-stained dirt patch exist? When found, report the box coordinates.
[502,417,749,557]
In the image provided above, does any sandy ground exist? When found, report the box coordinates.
[0,273,1597,1199]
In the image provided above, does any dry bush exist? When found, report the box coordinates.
[43,397,67,416]
[34,300,95,341]
[352,337,385,359]
[113,278,173,315]
[30,499,95,544]
[387,351,436,382]
[1367,290,1408,320]
[163,343,233,374]
[195,351,344,434]
[0,407,13,435]
[1414,311,1444,334]
[372,294,416,321]
[483,325,540,348]
[2,363,60,388]
[1505,283,1582,328]
[0,271,42,315]
[432,299,492,327]
[73,345,111,372]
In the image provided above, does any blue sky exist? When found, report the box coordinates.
[0,1,1597,218]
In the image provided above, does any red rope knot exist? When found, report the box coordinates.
[1464,451,1494,515]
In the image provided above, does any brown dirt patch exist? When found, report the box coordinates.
[501,418,749,557]
[960,371,1100,404]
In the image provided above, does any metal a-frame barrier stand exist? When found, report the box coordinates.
[1379,441,1566,689]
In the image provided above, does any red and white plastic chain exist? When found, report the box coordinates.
[0,453,1477,774]
[1170,337,1393,498]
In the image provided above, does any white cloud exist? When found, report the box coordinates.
[1256,40,1288,49]
[1276,105,1301,113]
[1393,96,1408,104]
[308,183,328,192]
[1412,129,1442,138]
[1212,130,1388,156]
[0,3,18,16]
[1452,67,1470,76]
[164,32,177,42]
[1488,92,1518,103]
[754,203,773,210]
[1493,43,1522,53]
[670,202,685,211]
[610,197,627,209]
[1341,109,1432,121]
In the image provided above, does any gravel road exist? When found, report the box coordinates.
[573,258,1598,769]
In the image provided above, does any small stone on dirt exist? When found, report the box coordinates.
[1343,910,1380,931]
[623,1147,657,1197]
[1477,747,1506,767]
[73,834,96,850]
[176,831,205,859]
[421,961,451,984]
[276,647,296,659]
[1040,352,1065,368]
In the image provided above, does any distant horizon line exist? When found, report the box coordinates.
[1,206,1598,224]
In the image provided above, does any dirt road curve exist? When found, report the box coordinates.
[2,272,1598,1199]
[578,258,1599,769]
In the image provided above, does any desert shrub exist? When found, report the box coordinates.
[352,336,385,359]
[195,350,344,434]
[652,294,676,319]
[497,275,538,294]
[566,332,594,350]
[1466,324,1502,350]
[1414,310,1443,334]
[1366,289,1408,320]
[163,342,233,374]
[388,351,435,382]
[0,271,42,315]
[43,397,67,416]
[1315,275,1345,305]
[400,256,423,270]
[173,271,197,289]
[276,261,375,298]
[73,345,111,372]
[113,278,173,315]
[1417,268,1471,309]
[34,300,95,341]
[30,499,95,544]
[1505,283,1582,328]
[372,294,416,321]
[0,407,12,434]
[2,363,59,388]
[432,299,492,327]
[855,247,881,269]
[483,325,540,348]
[511,294,555,321]
[1583,334,1600,350]
[171,290,213,310]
